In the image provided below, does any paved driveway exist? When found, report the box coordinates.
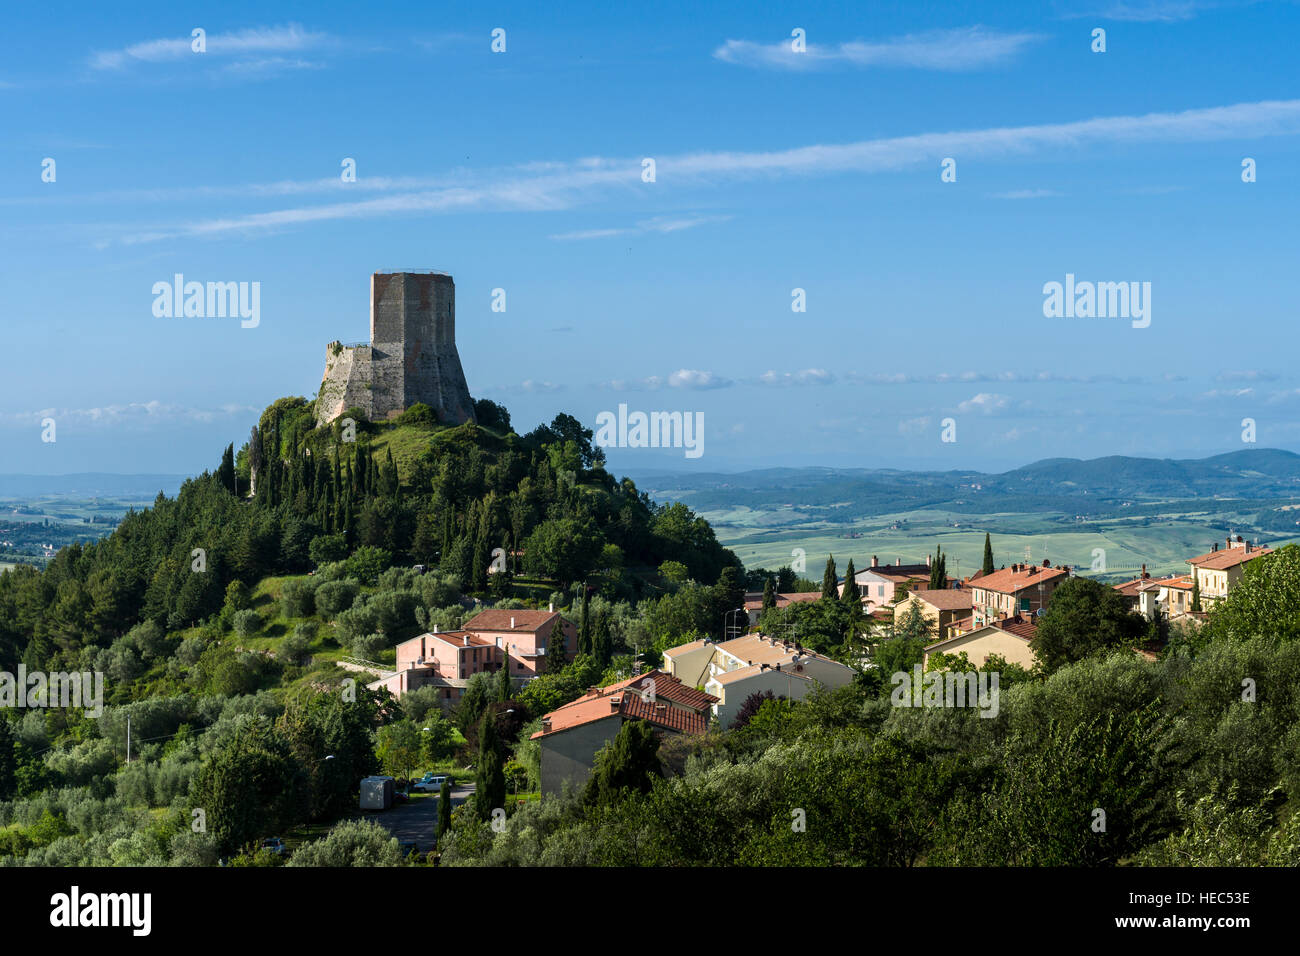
[372,783,475,850]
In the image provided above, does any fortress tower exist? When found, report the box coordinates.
[316,272,476,427]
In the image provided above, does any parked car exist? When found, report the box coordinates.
[260,838,286,856]
[413,774,448,793]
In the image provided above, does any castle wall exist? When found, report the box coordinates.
[315,273,475,428]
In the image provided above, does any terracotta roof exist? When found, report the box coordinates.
[971,563,1068,595]
[743,591,823,611]
[463,608,564,634]
[619,695,708,734]
[862,566,931,584]
[904,588,973,611]
[714,633,827,668]
[994,614,1038,641]
[1186,545,1273,571]
[427,631,497,650]
[532,670,715,738]
[663,638,710,658]
[1153,575,1194,590]
[1113,576,1153,597]
[708,661,814,686]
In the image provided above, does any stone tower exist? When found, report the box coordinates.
[316,272,476,427]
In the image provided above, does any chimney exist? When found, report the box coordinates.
[927,554,932,567]
[1236,535,1244,546]
[510,616,516,629]
[1212,542,1219,552]
[463,635,470,646]
[610,696,621,711]
[433,625,439,634]
[872,555,879,568]
[548,602,554,613]
[1227,534,1233,550]
[1043,559,1050,568]
[541,718,552,733]
[1141,563,1147,578]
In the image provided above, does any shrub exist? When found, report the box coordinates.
[314,579,361,619]
[287,819,403,867]
[351,632,388,661]
[280,579,317,618]
[230,609,262,638]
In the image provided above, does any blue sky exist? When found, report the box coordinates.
[2,0,1299,477]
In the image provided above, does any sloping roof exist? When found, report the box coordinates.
[531,670,714,738]
[994,614,1038,641]
[463,609,564,633]
[714,633,827,668]
[743,591,823,611]
[427,631,497,650]
[662,638,710,658]
[708,661,814,686]
[905,588,973,611]
[1186,545,1274,571]
[619,695,708,734]
[1113,576,1152,597]
[972,563,1067,595]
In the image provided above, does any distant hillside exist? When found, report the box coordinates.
[635,449,1300,514]
[0,473,187,498]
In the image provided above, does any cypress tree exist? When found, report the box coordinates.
[475,712,506,822]
[821,554,838,601]
[545,619,568,672]
[437,774,453,842]
[496,653,512,702]
[981,533,995,576]
[578,585,592,655]
[929,545,947,590]
[762,577,776,614]
[840,558,860,606]
[217,443,236,495]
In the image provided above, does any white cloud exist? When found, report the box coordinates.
[111,98,1300,244]
[91,23,329,70]
[668,369,731,390]
[756,369,835,387]
[549,213,731,241]
[0,401,256,429]
[713,26,1042,71]
[988,188,1062,199]
[958,393,1011,414]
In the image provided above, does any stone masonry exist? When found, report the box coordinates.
[316,272,476,427]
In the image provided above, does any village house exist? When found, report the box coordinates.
[742,590,820,625]
[922,614,1038,669]
[892,587,973,640]
[531,670,717,795]
[968,560,1068,629]
[662,632,856,728]
[1186,535,1274,605]
[370,606,578,704]
[838,555,933,611]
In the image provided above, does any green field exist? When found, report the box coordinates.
[709,505,1297,581]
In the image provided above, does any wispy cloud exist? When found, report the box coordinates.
[756,369,835,387]
[601,369,733,391]
[90,23,330,71]
[988,188,1062,199]
[0,401,257,429]
[714,26,1042,71]
[101,98,1300,245]
[549,214,731,241]
[1065,2,1209,22]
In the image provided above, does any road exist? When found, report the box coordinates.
[371,782,475,851]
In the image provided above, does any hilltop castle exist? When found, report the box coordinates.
[316,272,476,427]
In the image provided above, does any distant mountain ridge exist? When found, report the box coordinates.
[633,449,1300,514]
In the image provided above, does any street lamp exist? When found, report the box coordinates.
[724,606,746,641]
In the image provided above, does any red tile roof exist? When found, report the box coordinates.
[464,609,564,634]
[905,588,973,611]
[993,614,1037,641]
[1186,545,1274,571]
[619,695,708,734]
[743,592,822,611]
[972,563,1068,595]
